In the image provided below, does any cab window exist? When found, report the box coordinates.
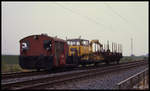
[21,41,29,50]
[43,40,52,51]
[81,40,89,46]
[67,41,80,46]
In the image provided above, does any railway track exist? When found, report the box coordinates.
[2,60,146,80]
[2,60,148,90]
[2,71,49,80]
[1,60,146,80]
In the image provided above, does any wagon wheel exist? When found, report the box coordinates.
[105,60,110,65]
[94,62,98,66]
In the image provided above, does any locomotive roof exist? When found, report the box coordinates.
[67,39,89,41]
[19,34,66,42]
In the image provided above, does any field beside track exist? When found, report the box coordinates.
[2,55,19,64]
[120,56,148,63]
[1,55,23,73]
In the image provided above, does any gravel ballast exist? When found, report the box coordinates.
[45,65,148,90]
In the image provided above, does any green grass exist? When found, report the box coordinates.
[1,62,23,73]
[1,55,23,73]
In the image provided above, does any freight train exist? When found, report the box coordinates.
[19,34,122,71]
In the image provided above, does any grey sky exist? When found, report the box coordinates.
[2,2,149,56]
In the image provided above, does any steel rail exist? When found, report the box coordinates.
[2,60,146,80]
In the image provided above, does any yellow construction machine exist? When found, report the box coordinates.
[67,38,104,64]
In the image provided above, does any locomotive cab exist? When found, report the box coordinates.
[19,34,68,71]
[67,39,90,57]
[66,39,91,65]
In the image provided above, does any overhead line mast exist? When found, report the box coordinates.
[131,38,133,56]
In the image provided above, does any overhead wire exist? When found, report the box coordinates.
[104,3,137,35]
[104,3,128,23]
[104,3,139,55]
[54,3,114,31]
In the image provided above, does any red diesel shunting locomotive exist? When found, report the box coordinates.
[19,34,69,71]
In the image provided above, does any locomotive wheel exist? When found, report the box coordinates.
[116,60,120,64]
[46,68,53,73]
[36,69,41,71]
[45,57,54,71]
[35,55,43,71]
[72,56,78,65]
[35,61,41,71]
